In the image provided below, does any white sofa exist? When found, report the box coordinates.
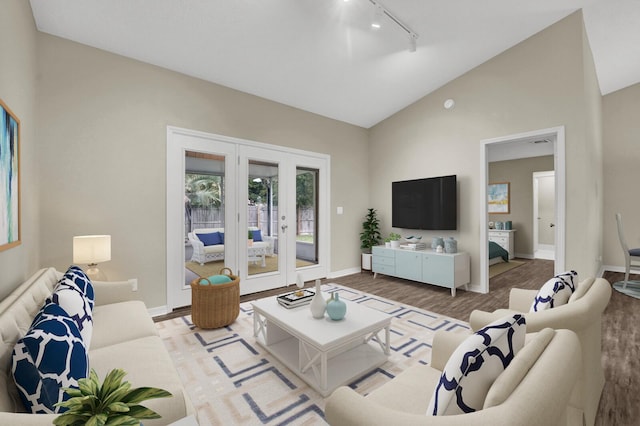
[325,328,581,426]
[188,227,275,265]
[468,277,611,426]
[0,267,195,425]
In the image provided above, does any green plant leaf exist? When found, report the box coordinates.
[126,404,163,419]
[87,413,108,426]
[53,412,92,425]
[104,416,140,426]
[100,368,128,399]
[121,387,172,405]
[107,402,131,413]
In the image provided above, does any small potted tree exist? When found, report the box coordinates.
[360,208,381,271]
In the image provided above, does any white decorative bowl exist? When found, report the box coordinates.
[404,236,422,244]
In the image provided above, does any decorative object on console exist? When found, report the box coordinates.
[427,314,526,416]
[54,368,172,426]
[444,237,457,253]
[436,245,443,253]
[72,235,111,281]
[326,292,347,321]
[0,98,20,253]
[495,221,503,230]
[504,220,512,230]
[389,232,401,248]
[431,237,444,250]
[310,279,326,319]
[404,235,422,244]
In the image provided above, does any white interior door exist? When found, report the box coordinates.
[533,171,555,260]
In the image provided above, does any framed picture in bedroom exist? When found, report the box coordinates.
[0,98,20,252]
[488,182,510,214]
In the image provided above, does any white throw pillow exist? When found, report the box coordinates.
[427,314,526,416]
[530,270,578,312]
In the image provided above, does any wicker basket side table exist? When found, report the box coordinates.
[190,268,240,329]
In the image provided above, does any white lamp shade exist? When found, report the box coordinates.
[73,235,111,264]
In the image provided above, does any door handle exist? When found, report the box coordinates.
[281,224,288,233]
[550,223,555,227]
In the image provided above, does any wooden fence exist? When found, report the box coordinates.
[185,205,314,237]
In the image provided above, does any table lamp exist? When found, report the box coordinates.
[73,235,111,281]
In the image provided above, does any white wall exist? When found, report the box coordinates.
[368,11,603,287]
[35,34,369,308]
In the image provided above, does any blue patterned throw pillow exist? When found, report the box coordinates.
[56,266,95,311]
[46,285,93,347]
[530,270,578,312]
[12,303,89,414]
[427,314,526,416]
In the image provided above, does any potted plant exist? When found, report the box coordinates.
[248,229,254,246]
[389,232,401,248]
[54,368,172,426]
[360,208,381,270]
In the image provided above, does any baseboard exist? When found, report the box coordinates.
[148,305,169,317]
[602,264,640,275]
[515,252,534,259]
[327,267,361,279]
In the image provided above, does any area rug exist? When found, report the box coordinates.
[185,256,314,277]
[489,260,525,278]
[613,280,640,299]
[156,283,470,426]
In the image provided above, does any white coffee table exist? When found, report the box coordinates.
[252,291,391,397]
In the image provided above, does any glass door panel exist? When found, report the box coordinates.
[296,167,319,267]
[248,160,280,277]
[184,151,226,283]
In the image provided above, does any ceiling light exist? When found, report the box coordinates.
[444,99,455,110]
[371,5,383,29]
[368,0,419,52]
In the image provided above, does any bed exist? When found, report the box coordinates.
[489,241,510,265]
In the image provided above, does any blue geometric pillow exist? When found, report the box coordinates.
[46,286,93,347]
[427,314,526,416]
[56,266,95,311]
[530,270,578,312]
[12,303,89,414]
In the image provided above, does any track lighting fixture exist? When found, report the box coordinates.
[367,0,419,52]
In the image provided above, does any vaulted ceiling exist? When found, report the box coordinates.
[30,0,640,128]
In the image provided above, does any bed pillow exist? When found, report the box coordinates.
[12,303,89,414]
[427,314,526,415]
[530,270,578,312]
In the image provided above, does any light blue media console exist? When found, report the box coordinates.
[372,246,470,296]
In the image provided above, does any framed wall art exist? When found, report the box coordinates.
[488,182,510,214]
[0,98,20,252]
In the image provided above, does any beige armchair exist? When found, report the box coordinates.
[468,277,611,426]
[325,328,581,426]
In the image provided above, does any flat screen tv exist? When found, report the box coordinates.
[392,175,457,230]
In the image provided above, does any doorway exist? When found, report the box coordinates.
[166,127,330,311]
[480,126,566,294]
[533,171,556,260]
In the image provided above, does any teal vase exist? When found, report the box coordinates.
[326,292,347,321]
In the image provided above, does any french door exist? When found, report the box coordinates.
[167,127,329,311]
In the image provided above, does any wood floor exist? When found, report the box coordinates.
[157,259,639,426]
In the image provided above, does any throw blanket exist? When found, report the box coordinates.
[489,241,509,262]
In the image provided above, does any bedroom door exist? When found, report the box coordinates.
[533,171,555,260]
